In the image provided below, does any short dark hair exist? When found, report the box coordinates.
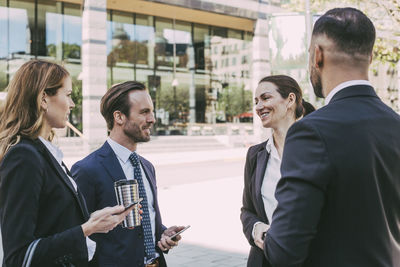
[100,81,146,130]
[312,7,375,56]
[259,75,315,118]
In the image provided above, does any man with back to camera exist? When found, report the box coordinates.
[72,81,185,267]
[261,7,400,266]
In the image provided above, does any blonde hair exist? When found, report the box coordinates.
[0,60,69,162]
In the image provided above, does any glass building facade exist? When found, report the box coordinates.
[0,0,254,135]
[0,0,83,133]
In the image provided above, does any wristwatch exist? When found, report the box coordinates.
[262,231,267,240]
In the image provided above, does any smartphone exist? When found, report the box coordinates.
[116,198,143,215]
[169,225,190,241]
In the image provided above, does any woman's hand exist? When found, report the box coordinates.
[254,222,269,250]
[81,204,140,236]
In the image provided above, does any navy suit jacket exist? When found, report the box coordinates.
[264,85,400,266]
[0,138,91,267]
[71,142,167,267]
[240,140,272,267]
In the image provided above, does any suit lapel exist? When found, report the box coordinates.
[35,140,88,219]
[62,162,90,219]
[255,149,269,223]
[99,142,127,183]
[140,158,157,197]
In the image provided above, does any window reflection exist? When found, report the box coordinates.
[0,0,255,134]
[37,0,57,58]
[0,2,9,90]
[155,17,173,69]
[63,4,82,62]
[1,0,35,87]
[107,10,135,85]
[0,0,83,133]
[135,14,154,68]
[209,27,253,123]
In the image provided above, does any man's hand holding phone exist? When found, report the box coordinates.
[157,225,190,251]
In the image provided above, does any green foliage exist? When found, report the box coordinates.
[47,43,81,59]
[70,76,83,132]
[282,0,400,73]
[374,38,400,66]
[107,40,148,66]
[218,85,253,121]
[157,86,189,123]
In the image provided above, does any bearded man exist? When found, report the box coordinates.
[72,81,185,267]
[262,7,400,267]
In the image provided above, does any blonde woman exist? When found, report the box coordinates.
[0,60,136,267]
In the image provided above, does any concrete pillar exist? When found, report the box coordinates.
[251,17,271,143]
[147,16,155,69]
[188,43,196,123]
[81,0,108,151]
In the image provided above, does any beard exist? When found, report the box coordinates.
[123,121,152,143]
[310,65,324,98]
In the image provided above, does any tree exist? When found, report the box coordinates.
[70,76,82,132]
[218,84,253,122]
[282,0,400,111]
[46,43,81,59]
[281,0,400,66]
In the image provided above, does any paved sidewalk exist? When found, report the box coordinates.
[1,145,252,266]
[164,242,248,267]
[158,176,250,266]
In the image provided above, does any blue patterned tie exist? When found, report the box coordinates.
[129,152,156,260]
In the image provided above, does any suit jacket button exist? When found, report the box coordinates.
[137,260,143,266]
[138,232,143,238]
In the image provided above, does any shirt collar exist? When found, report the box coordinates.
[266,138,273,154]
[265,138,280,160]
[38,136,63,165]
[107,137,135,164]
[325,80,372,105]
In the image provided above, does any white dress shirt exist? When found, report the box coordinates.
[325,80,372,105]
[107,138,159,259]
[261,138,281,223]
[38,137,96,261]
[252,138,282,238]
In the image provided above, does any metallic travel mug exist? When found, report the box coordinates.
[114,179,141,228]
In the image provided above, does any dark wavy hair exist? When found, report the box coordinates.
[259,75,315,118]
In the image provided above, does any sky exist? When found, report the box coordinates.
[269,14,307,60]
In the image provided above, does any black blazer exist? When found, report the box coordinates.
[71,142,167,267]
[0,138,91,267]
[264,85,400,266]
[240,140,271,267]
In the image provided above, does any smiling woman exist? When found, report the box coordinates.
[0,60,135,267]
[240,75,315,267]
